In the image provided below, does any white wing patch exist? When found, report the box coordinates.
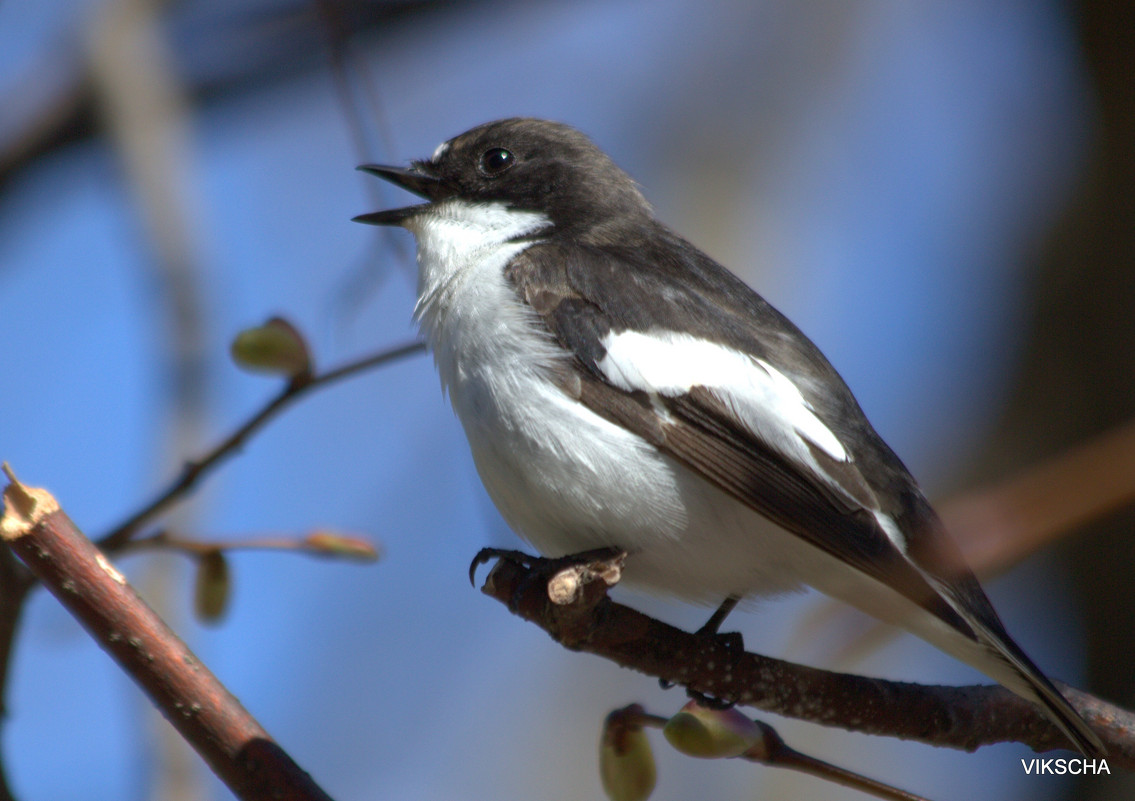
[872,509,908,553]
[597,328,850,475]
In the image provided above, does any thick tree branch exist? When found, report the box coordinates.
[477,551,1135,768]
[0,469,335,801]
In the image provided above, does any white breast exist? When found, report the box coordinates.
[404,200,833,602]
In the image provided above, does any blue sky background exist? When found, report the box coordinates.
[0,1,1100,799]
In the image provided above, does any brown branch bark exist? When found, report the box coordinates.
[477,551,1135,768]
[0,471,335,801]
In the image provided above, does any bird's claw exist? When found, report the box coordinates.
[468,548,536,587]
[684,689,736,710]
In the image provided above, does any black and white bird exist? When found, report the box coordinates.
[355,118,1102,755]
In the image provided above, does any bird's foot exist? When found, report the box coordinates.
[659,596,744,706]
[684,689,736,710]
[468,547,538,587]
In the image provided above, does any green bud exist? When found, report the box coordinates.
[303,531,381,562]
[600,706,656,801]
[662,701,761,759]
[194,549,231,623]
[230,317,312,378]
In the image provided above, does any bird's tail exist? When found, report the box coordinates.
[916,573,1107,757]
[965,616,1106,758]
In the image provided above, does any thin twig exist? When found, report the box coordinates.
[746,721,933,801]
[316,0,415,320]
[99,339,426,551]
[125,529,380,562]
[620,704,933,801]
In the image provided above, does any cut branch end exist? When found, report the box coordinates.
[1,465,60,540]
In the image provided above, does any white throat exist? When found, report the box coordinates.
[405,199,555,398]
[406,199,549,325]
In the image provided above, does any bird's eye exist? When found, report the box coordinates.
[478,147,515,176]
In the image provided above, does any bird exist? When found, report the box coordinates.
[354,117,1103,756]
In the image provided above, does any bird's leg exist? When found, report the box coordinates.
[696,595,741,641]
[660,595,744,707]
[685,595,744,708]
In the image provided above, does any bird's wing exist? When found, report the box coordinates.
[504,230,1103,756]
[506,233,966,619]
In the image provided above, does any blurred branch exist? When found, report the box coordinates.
[0,548,32,801]
[943,417,1135,573]
[0,1,451,197]
[316,0,399,174]
[316,0,417,319]
[0,468,336,801]
[126,529,380,562]
[99,338,426,551]
[797,418,1135,664]
[476,550,1135,767]
[89,0,215,789]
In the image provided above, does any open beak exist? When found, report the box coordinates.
[352,163,446,225]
